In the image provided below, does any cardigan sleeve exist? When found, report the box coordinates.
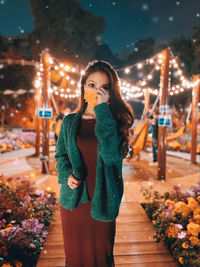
[54,116,73,184]
[94,102,124,165]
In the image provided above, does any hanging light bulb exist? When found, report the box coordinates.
[171,59,176,64]
[141,81,146,86]
[125,68,130,74]
[35,80,41,88]
[137,63,143,69]
[177,70,182,75]
[149,59,154,64]
[64,65,70,71]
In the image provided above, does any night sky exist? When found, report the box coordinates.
[0,0,199,53]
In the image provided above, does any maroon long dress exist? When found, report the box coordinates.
[60,117,116,267]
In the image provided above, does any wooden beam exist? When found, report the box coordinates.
[157,48,171,180]
[191,74,200,164]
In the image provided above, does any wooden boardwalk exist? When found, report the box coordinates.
[37,201,177,267]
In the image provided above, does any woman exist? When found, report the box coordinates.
[55,60,134,267]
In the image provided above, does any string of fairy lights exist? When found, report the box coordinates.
[0,49,198,103]
[33,49,196,102]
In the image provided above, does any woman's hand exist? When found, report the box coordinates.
[96,87,110,105]
[67,173,82,189]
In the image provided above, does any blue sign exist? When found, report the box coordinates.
[38,108,52,118]
[159,105,169,113]
[158,115,172,127]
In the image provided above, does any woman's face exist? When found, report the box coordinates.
[84,71,110,108]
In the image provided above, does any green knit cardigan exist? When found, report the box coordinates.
[55,102,125,222]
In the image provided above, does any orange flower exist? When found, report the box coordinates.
[193,214,200,224]
[165,199,175,207]
[189,236,199,246]
[172,201,192,217]
[2,263,12,267]
[1,226,13,232]
[166,224,179,238]
[179,257,184,264]
[187,222,200,236]
[182,242,189,249]
[187,197,199,211]
[15,261,22,267]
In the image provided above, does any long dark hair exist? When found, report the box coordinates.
[75,60,134,158]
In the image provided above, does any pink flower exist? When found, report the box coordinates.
[23,195,32,202]
[175,224,183,230]
[177,232,186,239]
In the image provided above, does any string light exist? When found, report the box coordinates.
[125,68,130,74]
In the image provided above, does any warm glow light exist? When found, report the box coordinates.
[70,80,75,85]
[137,63,143,69]
[64,65,70,71]
[48,57,53,64]
[141,81,146,86]
[35,80,41,88]
[60,71,64,77]
[125,68,130,74]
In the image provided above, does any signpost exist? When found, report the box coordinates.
[157,48,171,180]
[158,114,172,127]
[38,108,53,118]
[41,51,52,174]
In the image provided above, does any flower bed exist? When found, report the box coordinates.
[141,183,200,266]
[0,130,56,153]
[0,175,57,267]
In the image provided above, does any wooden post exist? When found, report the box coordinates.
[41,52,51,173]
[191,75,200,164]
[144,88,150,113]
[157,48,171,180]
[35,84,40,156]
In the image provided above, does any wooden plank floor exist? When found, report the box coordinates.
[37,201,177,267]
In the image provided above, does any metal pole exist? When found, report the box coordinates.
[41,52,51,173]
[157,48,171,180]
[191,75,200,164]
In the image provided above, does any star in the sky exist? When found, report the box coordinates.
[152,16,159,23]
[142,4,149,11]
